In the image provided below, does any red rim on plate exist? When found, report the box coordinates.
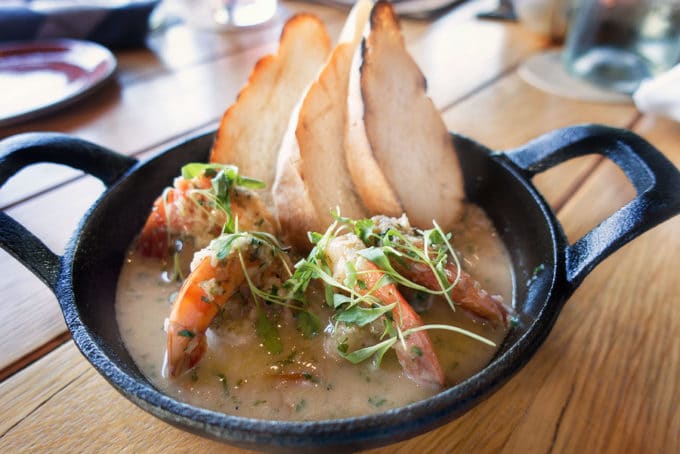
[0,39,117,127]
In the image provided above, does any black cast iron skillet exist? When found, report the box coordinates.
[1,125,679,452]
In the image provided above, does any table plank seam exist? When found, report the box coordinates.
[0,358,81,439]
[546,111,643,215]
[547,381,576,454]
[120,40,285,87]
[0,332,71,382]
[0,119,220,212]
[0,174,86,212]
[552,156,605,213]
[120,14,347,86]
[438,62,524,114]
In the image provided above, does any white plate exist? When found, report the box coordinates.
[0,39,117,127]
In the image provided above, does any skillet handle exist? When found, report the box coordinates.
[0,133,137,291]
[504,124,680,289]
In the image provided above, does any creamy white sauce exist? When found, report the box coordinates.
[115,205,513,420]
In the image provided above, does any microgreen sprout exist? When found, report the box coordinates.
[180,163,265,235]
[156,163,267,279]
[329,211,462,308]
[289,210,494,367]
[209,220,324,353]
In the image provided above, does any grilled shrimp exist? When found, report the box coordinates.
[138,168,276,259]
[165,232,289,377]
[369,215,509,326]
[324,233,445,388]
[393,259,508,325]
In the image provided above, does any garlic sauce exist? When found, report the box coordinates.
[115,204,513,420]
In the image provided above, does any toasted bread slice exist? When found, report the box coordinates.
[300,0,373,228]
[271,98,317,249]
[345,1,465,230]
[345,29,402,219]
[210,14,331,207]
[273,0,372,250]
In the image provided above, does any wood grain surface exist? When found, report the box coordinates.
[1,0,678,452]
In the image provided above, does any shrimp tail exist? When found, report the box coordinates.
[393,329,443,388]
[393,259,509,326]
[137,194,170,259]
[444,262,508,325]
[165,255,244,377]
[166,321,207,377]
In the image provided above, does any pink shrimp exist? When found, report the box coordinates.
[146,168,280,377]
[137,176,213,258]
[137,172,276,259]
[357,257,445,387]
[369,215,509,326]
[392,259,508,326]
[165,232,286,377]
[166,253,245,377]
[325,233,445,388]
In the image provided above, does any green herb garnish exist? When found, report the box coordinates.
[334,303,396,327]
[256,308,282,355]
[289,211,495,369]
[337,337,397,366]
[179,163,265,235]
[295,310,321,338]
[368,396,387,407]
[295,399,307,412]
[216,373,229,395]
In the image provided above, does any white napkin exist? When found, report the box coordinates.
[633,64,680,122]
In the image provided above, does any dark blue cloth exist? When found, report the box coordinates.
[0,1,159,48]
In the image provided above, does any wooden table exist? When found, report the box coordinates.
[1,1,678,451]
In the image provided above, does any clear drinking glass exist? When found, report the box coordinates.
[563,0,680,94]
[158,0,279,30]
[212,0,278,28]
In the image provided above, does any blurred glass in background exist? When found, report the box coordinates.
[152,0,280,30]
[563,0,680,94]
